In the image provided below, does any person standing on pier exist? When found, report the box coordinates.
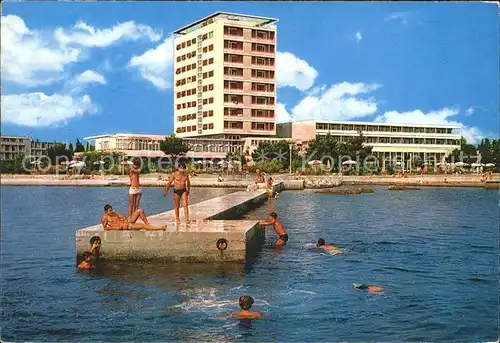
[128,158,142,217]
[164,162,191,223]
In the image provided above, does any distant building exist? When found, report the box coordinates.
[0,135,60,161]
[173,12,278,139]
[83,133,290,160]
[277,120,462,168]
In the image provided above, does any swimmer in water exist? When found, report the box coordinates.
[228,296,263,319]
[77,251,93,270]
[259,212,288,246]
[353,283,385,295]
[316,238,343,254]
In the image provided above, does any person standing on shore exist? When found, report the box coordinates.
[128,158,142,217]
[164,163,191,223]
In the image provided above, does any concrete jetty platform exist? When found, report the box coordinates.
[76,182,283,263]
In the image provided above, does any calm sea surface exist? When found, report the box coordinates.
[1,186,498,342]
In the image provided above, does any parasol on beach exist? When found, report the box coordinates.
[69,161,86,169]
[484,163,495,168]
[308,160,322,166]
[454,162,468,167]
[470,163,482,167]
[93,161,105,165]
[121,160,134,165]
[342,160,357,166]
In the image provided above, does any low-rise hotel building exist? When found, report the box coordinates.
[83,133,287,160]
[277,120,462,168]
[0,135,59,161]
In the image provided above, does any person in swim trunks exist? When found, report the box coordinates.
[227,296,263,319]
[353,283,385,295]
[101,204,166,231]
[164,162,191,223]
[128,158,142,217]
[259,212,288,246]
[317,238,343,254]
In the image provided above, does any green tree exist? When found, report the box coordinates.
[47,143,73,164]
[306,134,338,161]
[0,153,29,174]
[449,137,478,164]
[160,135,189,159]
[74,139,85,153]
[252,140,298,170]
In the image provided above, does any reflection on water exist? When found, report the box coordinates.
[1,186,499,342]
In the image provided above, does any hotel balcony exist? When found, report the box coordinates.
[251,29,276,43]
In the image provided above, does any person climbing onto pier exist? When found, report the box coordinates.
[259,212,288,246]
[164,162,191,223]
[89,236,101,259]
[101,204,166,231]
[316,238,343,254]
[128,158,142,217]
[227,296,263,319]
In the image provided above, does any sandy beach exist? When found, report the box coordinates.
[1,173,498,189]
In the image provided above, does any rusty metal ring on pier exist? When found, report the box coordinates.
[216,238,228,251]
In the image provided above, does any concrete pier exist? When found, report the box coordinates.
[76,182,283,263]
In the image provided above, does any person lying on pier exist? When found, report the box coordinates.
[353,283,385,295]
[77,251,93,270]
[101,204,166,231]
[128,158,142,217]
[259,212,288,246]
[227,296,263,319]
[163,163,191,223]
[316,238,343,254]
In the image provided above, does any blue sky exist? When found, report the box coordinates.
[1,2,498,144]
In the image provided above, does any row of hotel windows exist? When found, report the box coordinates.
[316,123,454,134]
[176,75,197,86]
[224,40,275,53]
[176,50,196,62]
[176,88,197,98]
[176,31,214,51]
[224,94,276,105]
[224,54,275,66]
[223,122,275,131]
[202,57,214,66]
[224,26,275,41]
[177,111,215,122]
[224,67,275,79]
[175,97,214,109]
[177,124,214,133]
[224,108,275,117]
[318,135,460,145]
[224,81,275,92]
[175,63,196,75]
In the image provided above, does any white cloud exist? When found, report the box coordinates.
[276,103,293,123]
[1,92,98,127]
[384,12,410,24]
[285,82,381,122]
[128,37,174,90]
[355,32,362,43]
[465,107,474,116]
[276,51,318,92]
[75,70,106,85]
[375,108,484,143]
[1,15,81,87]
[54,20,162,48]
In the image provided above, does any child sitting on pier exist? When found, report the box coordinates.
[227,296,263,319]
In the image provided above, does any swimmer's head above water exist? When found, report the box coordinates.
[317,238,326,247]
[239,295,254,310]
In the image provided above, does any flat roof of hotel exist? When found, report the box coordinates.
[279,120,462,129]
[173,12,278,35]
